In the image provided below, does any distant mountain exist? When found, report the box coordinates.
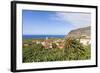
[66,26,91,39]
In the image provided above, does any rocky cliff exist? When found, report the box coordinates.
[66,26,91,39]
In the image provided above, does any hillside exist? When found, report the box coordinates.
[66,26,91,39]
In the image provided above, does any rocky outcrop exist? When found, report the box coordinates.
[66,26,91,39]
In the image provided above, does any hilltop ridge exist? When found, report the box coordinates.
[66,26,91,39]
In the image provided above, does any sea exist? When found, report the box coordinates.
[23,35,65,39]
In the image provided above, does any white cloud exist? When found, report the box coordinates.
[51,12,91,29]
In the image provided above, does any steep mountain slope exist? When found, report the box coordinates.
[66,26,91,39]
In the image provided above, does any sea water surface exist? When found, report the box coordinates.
[23,35,65,39]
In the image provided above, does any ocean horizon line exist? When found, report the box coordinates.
[23,34,66,35]
[22,34,65,36]
[23,35,66,39]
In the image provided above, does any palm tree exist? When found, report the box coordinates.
[64,37,85,60]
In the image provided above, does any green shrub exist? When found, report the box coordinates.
[64,37,90,60]
[23,38,91,63]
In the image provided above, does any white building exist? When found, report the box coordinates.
[80,38,90,45]
[79,35,91,45]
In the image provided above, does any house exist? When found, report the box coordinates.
[58,44,64,49]
[23,43,29,46]
[79,35,91,45]
[36,41,41,44]
[41,39,53,49]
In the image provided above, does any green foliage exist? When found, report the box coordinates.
[23,38,91,63]
[52,43,58,48]
[64,37,91,60]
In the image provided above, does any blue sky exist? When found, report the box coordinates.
[23,10,91,35]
